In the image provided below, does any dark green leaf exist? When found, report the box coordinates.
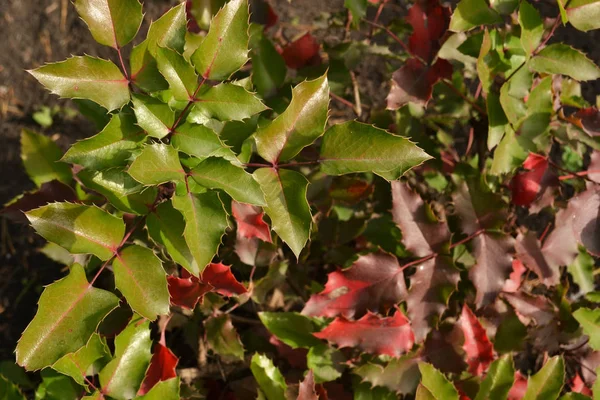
[132,94,175,139]
[20,129,72,187]
[354,355,420,395]
[307,344,346,383]
[449,0,502,32]
[258,312,322,348]
[249,25,286,97]
[130,40,169,93]
[156,47,198,102]
[128,144,185,185]
[189,83,268,123]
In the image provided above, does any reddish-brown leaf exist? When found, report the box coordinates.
[298,370,318,400]
[406,0,451,62]
[503,292,556,326]
[391,181,450,257]
[570,186,600,256]
[541,197,581,271]
[302,251,407,318]
[459,305,494,376]
[503,259,526,293]
[167,273,212,309]
[138,342,178,395]
[515,232,559,286]
[387,58,452,109]
[281,33,321,69]
[269,336,307,369]
[185,0,200,33]
[422,328,467,374]
[507,371,528,400]
[232,201,272,243]
[1,180,77,223]
[313,311,414,357]
[510,153,551,207]
[265,2,278,29]
[570,372,593,395]
[573,107,600,137]
[202,263,247,297]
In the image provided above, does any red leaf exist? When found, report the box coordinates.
[503,259,526,293]
[281,33,321,69]
[232,201,272,243]
[573,107,600,137]
[185,0,201,33]
[515,232,559,286]
[387,58,452,109]
[302,251,407,318]
[167,274,211,309]
[1,180,77,223]
[202,263,247,297]
[459,305,494,376]
[570,372,593,395]
[507,371,528,400]
[298,370,318,400]
[269,336,307,369]
[406,0,451,62]
[313,311,414,357]
[510,153,550,206]
[265,2,278,29]
[138,342,178,395]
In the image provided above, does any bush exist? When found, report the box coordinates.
[3,0,600,398]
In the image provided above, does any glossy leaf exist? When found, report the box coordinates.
[167,274,211,309]
[449,0,502,32]
[259,312,322,348]
[320,121,431,181]
[255,74,329,163]
[418,362,460,400]
[171,121,234,161]
[189,83,267,123]
[205,314,245,360]
[354,354,420,395]
[475,354,515,400]
[566,0,600,31]
[191,0,250,80]
[573,308,600,350]
[529,44,600,81]
[459,305,494,376]
[232,201,272,242]
[137,378,180,400]
[146,3,187,56]
[138,343,178,395]
[307,344,345,383]
[20,129,71,187]
[128,144,185,185]
[130,39,169,93]
[202,262,247,297]
[74,0,143,48]
[250,353,287,400]
[189,157,265,205]
[522,356,564,400]
[16,264,119,370]
[29,56,129,111]
[113,245,170,321]
[156,46,198,102]
[26,202,124,260]
[254,168,311,258]
[131,94,175,139]
[249,25,286,97]
[52,333,109,386]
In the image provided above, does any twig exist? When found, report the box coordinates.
[330,92,356,113]
[169,76,208,136]
[350,71,362,116]
[362,19,411,54]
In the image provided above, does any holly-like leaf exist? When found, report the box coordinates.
[26,202,124,260]
[0,375,25,399]
[541,193,581,271]
[52,333,109,386]
[418,363,460,400]
[503,292,556,326]
[522,356,564,400]
[307,343,345,383]
[205,314,245,360]
[232,201,272,242]
[172,192,230,273]
[519,1,544,57]
[137,378,180,400]
[15,264,118,371]
[138,343,178,395]
[566,0,600,31]
[250,353,288,400]
[167,273,211,309]
[386,59,453,109]
[148,201,199,276]
[131,94,175,139]
[449,0,502,32]
[254,168,311,258]
[146,3,187,56]
[281,33,321,69]
[515,232,559,286]
[529,44,600,81]
[74,0,143,48]
[191,0,250,80]
[171,122,234,161]
[459,305,494,376]
[474,354,515,400]
[29,56,129,111]
[202,262,247,297]
[61,113,144,170]
[298,370,318,400]
[302,251,407,318]
[1,180,77,223]
[573,308,600,350]
[113,245,170,321]
[128,144,185,185]
[99,316,152,400]
[20,129,72,187]
[354,354,420,395]
[568,248,595,294]
[156,46,198,102]
[320,121,432,181]
[189,157,265,205]
[189,83,268,123]
[249,24,286,97]
[391,181,450,257]
[510,153,553,207]
[130,40,169,93]
[314,311,414,357]
[258,312,323,348]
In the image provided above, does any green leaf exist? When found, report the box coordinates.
[345,0,368,25]
[172,191,230,274]
[449,0,502,32]
[191,0,250,80]
[573,307,600,350]
[0,375,25,400]
[16,264,119,370]
[205,314,245,360]
[189,157,265,205]
[156,47,199,102]
[52,334,109,386]
[522,356,564,400]
[252,261,288,303]
[146,3,187,56]
[249,25,286,97]
[136,378,180,400]
[189,83,268,123]
[519,1,544,56]
[35,369,80,400]
[258,312,322,348]
[307,344,346,383]
[131,94,175,139]
[26,203,124,260]
[250,354,287,400]
[99,316,152,400]
[78,168,157,215]
[418,363,459,400]
[20,129,72,187]
[74,0,143,48]
[529,43,600,81]
[319,121,431,180]
[130,40,169,93]
[475,354,515,400]
[416,385,436,400]
[255,74,329,163]
[128,143,185,185]
[559,393,592,400]
[566,0,600,31]
[171,122,235,161]
[61,113,144,170]
[113,245,170,321]
[568,248,595,294]
[487,90,508,149]
[254,168,311,258]
[29,56,129,111]
[490,127,531,175]
[147,200,199,276]
[354,355,420,395]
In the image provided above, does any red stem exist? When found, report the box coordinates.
[169,76,208,135]
[116,46,129,81]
